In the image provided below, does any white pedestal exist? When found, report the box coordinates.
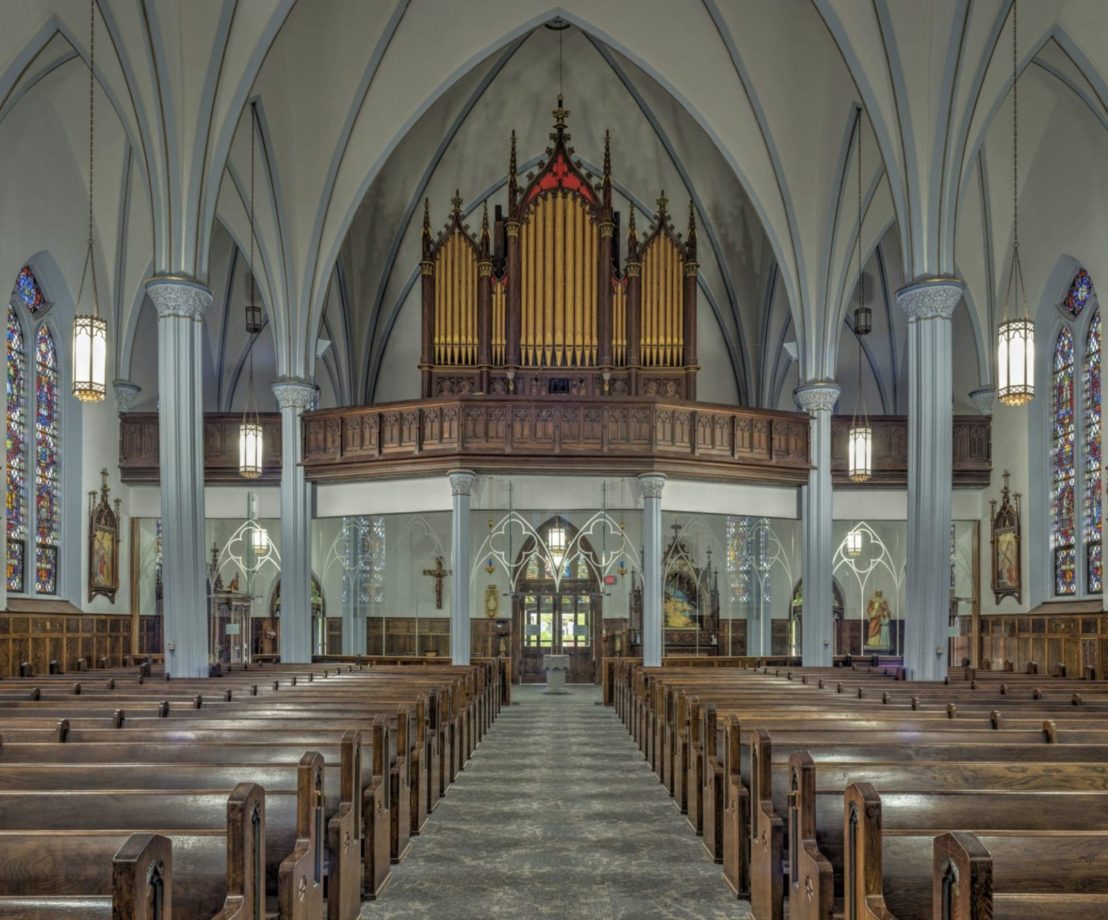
[543,654,570,694]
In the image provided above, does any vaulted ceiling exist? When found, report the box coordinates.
[2,0,1107,416]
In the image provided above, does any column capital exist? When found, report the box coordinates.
[271,377,318,411]
[896,276,963,322]
[112,378,141,411]
[793,380,841,415]
[145,275,213,319]
[448,469,476,496]
[638,472,667,499]
[969,385,996,417]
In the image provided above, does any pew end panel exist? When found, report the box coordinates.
[277,752,325,920]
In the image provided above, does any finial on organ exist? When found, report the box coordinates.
[508,130,518,208]
[423,198,431,234]
[627,206,639,260]
[656,190,669,219]
[553,94,570,129]
[602,129,612,209]
[687,200,697,257]
[451,190,463,215]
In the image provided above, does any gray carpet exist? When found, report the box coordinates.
[360,683,751,919]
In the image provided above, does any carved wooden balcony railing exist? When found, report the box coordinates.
[118,407,990,488]
[119,412,283,484]
[830,415,991,487]
[300,396,812,484]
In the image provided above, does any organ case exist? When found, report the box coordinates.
[420,98,699,400]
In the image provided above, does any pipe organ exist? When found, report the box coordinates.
[420,98,699,400]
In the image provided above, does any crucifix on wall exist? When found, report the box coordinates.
[423,555,451,610]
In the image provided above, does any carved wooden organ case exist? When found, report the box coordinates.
[420,99,699,401]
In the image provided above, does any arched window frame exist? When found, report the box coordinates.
[1049,269,1101,598]
[5,266,62,597]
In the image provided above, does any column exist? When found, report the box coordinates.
[340,517,368,657]
[794,381,841,667]
[639,473,666,667]
[146,276,212,678]
[898,277,962,681]
[448,470,476,664]
[753,519,772,656]
[272,376,318,664]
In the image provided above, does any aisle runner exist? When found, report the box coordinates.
[361,683,751,919]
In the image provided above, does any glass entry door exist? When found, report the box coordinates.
[520,592,594,683]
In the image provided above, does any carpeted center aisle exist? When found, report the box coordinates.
[360,683,751,919]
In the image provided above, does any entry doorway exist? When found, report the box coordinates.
[512,517,601,684]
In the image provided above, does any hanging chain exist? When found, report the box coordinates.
[248,102,256,406]
[853,108,866,428]
[76,0,99,317]
[1004,0,1025,320]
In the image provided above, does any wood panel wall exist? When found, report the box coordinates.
[954,610,1108,678]
[0,613,132,676]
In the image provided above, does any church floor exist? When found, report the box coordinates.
[359,683,751,919]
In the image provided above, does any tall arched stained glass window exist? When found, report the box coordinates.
[1050,268,1102,598]
[6,267,62,598]
[1052,327,1076,595]
[34,326,59,594]
[5,307,27,592]
[1084,311,1102,593]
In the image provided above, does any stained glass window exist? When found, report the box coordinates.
[1084,311,1102,593]
[5,307,26,592]
[33,326,59,594]
[14,266,46,313]
[1064,269,1093,317]
[1052,327,1076,595]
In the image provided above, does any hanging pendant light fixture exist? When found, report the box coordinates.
[845,527,864,558]
[997,0,1035,406]
[72,0,107,403]
[848,110,872,483]
[251,524,269,555]
[547,522,567,571]
[239,101,264,479]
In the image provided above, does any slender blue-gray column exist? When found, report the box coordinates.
[146,276,212,678]
[272,377,318,664]
[795,381,840,667]
[341,517,368,655]
[639,473,666,667]
[898,278,962,681]
[449,470,476,664]
[754,519,772,656]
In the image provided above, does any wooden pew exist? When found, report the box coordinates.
[0,784,263,919]
[0,833,170,919]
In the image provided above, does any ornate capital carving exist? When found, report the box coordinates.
[793,381,841,415]
[112,379,141,412]
[420,261,434,276]
[505,221,520,238]
[684,261,699,277]
[448,468,476,497]
[271,377,319,412]
[969,385,996,417]
[145,275,213,320]
[625,263,641,278]
[896,276,963,322]
[638,472,667,500]
[599,220,615,239]
[477,262,492,277]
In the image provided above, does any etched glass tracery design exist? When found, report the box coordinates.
[1052,326,1076,595]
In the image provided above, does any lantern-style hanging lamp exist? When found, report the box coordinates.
[251,524,269,555]
[73,0,107,402]
[548,522,567,570]
[845,527,864,558]
[239,101,264,479]
[847,110,872,483]
[997,0,1035,407]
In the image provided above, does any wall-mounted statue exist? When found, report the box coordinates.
[484,583,500,618]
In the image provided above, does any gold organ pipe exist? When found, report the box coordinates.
[667,242,676,366]
[590,220,598,364]
[555,193,565,366]
[543,198,553,365]
[523,215,534,365]
[434,247,443,364]
[574,202,583,366]
[645,241,655,365]
[676,248,685,365]
[672,244,680,366]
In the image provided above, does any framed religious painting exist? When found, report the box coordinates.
[88,469,122,603]
[990,470,1022,605]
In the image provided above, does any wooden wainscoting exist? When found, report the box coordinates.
[0,607,133,676]
[955,605,1108,677]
